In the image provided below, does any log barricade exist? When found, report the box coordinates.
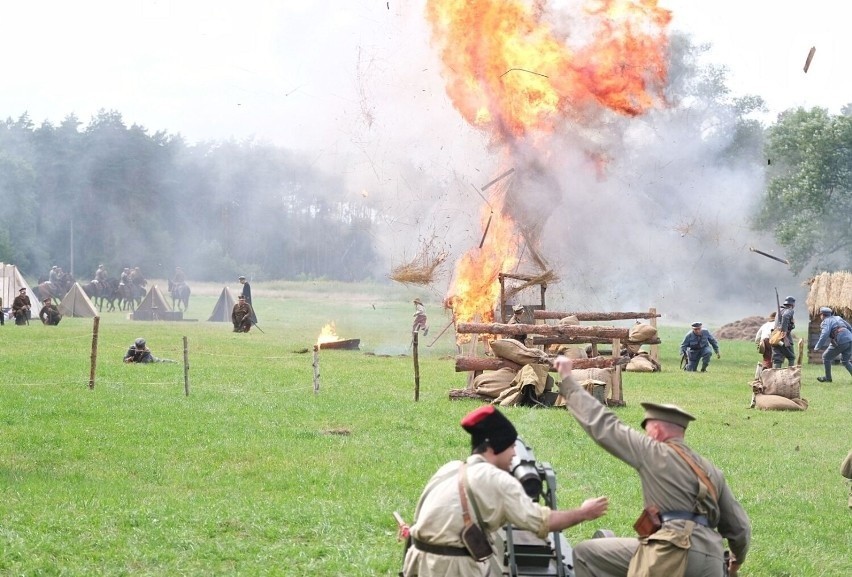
[455,355,622,373]
[453,308,660,406]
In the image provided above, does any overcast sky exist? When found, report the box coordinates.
[1,0,849,150]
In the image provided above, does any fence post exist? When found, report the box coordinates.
[88,316,100,390]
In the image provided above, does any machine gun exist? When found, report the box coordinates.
[502,437,575,577]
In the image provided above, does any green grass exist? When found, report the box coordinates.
[0,283,850,576]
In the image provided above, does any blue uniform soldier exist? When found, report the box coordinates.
[813,307,852,383]
[680,322,720,372]
[771,296,796,368]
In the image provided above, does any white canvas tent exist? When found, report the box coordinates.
[0,263,39,311]
[131,285,174,321]
[208,286,236,322]
[58,282,99,318]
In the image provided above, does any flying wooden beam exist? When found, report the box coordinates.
[749,247,789,265]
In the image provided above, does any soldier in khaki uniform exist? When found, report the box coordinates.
[231,295,255,332]
[554,356,751,577]
[402,405,608,577]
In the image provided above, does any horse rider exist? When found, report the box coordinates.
[119,267,130,287]
[47,265,60,289]
[129,267,146,298]
[94,264,107,284]
[173,266,186,287]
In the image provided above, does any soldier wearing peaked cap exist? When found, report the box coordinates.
[771,296,797,368]
[401,405,608,577]
[553,356,751,577]
[679,322,720,372]
[813,306,852,382]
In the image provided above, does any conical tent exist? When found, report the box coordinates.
[131,285,173,321]
[58,283,99,318]
[208,286,236,322]
[0,263,39,310]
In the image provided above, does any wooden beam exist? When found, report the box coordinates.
[455,355,624,373]
[534,311,661,321]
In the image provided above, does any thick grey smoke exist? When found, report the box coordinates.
[334,3,803,326]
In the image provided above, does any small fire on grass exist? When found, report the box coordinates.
[317,322,343,345]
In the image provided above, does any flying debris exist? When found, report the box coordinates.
[749,247,789,265]
[803,46,816,73]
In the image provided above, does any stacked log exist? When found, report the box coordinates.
[455,355,625,373]
[534,311,661,321]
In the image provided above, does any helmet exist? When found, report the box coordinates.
[783,296,796,306]
[135,338,146,348]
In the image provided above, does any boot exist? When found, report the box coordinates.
[817,376,832,382]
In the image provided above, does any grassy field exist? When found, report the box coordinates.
[1,280,850,576]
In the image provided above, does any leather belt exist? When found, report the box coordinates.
[660,511,710,527]
[412,537,470,557]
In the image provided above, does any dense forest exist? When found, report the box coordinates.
[0,110,377,283]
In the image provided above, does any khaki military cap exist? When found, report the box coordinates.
[640,402,695,430]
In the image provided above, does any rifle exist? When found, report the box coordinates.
[774,288,782,327]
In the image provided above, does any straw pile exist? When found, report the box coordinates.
[805,271,852,319]
[390,239,448,285]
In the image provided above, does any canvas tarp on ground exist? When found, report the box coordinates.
[58,283,99,318]
[0,263,39,310]
[131,285,173,321]
[208,286,236,322]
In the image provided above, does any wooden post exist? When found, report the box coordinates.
[312,345,320,393]
[183,336,190,396]
[413,331,421,401]
[649,307,659,363]
[88,316,100,390]
[611,338,622,403]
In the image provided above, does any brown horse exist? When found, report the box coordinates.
[37,273,74,305]
[168,279,191,312]
[82,278,120,312]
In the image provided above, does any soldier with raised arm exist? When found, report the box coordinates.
[554,356,750,577]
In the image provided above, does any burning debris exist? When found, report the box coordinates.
[390,237,449,286]
[317,322,360,350]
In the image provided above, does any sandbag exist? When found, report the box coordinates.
[490,339,548,366]
[628,323,657,343]
[754,394,808,411]
[626,352,658,372]
[472,367,518,399]
[756,366,801,399]
[547,344,588,359]
[572,367,614,400]
[842,451,852,480]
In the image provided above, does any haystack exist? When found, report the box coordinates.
[805,271,852,319]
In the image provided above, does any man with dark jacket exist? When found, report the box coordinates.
[771,296,796,368]
[12,288,31,325]
[231,295,255,333]
[38,297,62,325]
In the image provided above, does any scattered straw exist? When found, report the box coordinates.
[390,237,448,286]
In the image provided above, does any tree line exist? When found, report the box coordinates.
[0,110,377,283]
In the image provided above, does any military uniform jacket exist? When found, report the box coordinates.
[232,302,253,323]
[559,375,751,565]
[815,315,852,349]
[402,454,551,577]
[12,294,31,312]
[774,307,795,346]
[679,329,719,355]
